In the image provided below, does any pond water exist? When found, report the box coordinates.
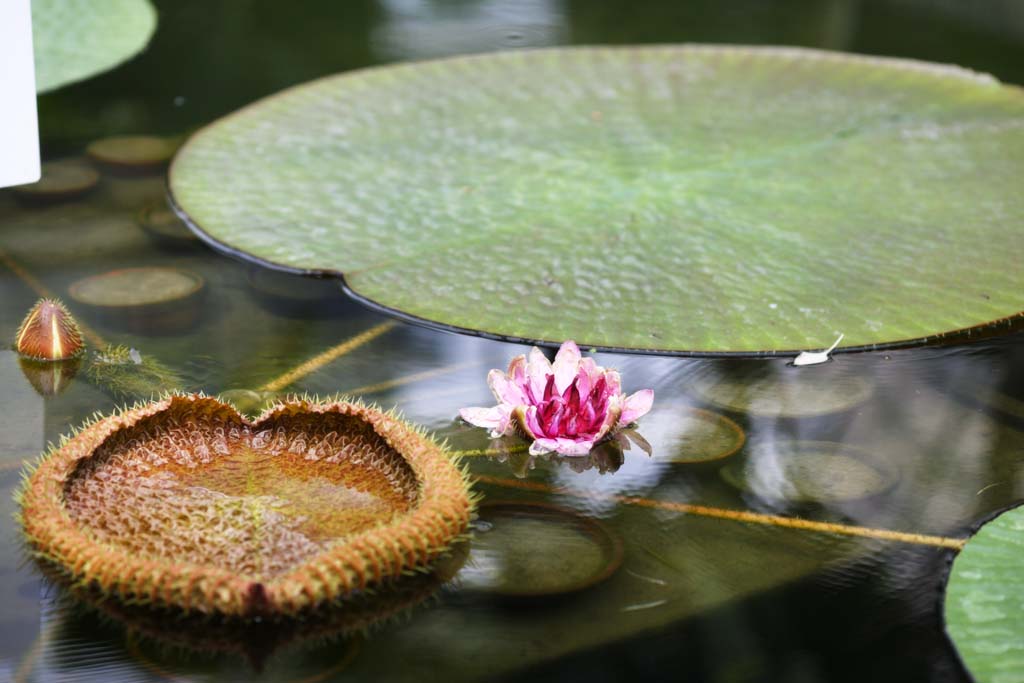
[2,1,1024,681]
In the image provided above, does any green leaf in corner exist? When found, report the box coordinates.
[945,504,1024,683]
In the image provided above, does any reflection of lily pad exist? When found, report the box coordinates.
[945,504,1024,683]
[948,359,1024,428]
[171,46,1024,355]
[653,407,745,464]
[32,0,157,94]
[459,502,622,597]
[136,201,199,247]
[688,362,873,418]
[69,267,205,335]
[721,441,897,504]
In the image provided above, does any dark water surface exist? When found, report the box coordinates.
[2,1,1023,681]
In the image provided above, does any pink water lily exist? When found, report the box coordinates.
[459,341,654,456]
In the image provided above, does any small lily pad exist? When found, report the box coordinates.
[458,502,623,597]
[721,441,897,505]
[945,504,1024,683]
[647,406,746,464]
[170,46,1024,355]
[12,160,99,204]
[687,362,874,418]
[136,201,199,247]
[32,0,157,94]
[68,267,205,335]
[87,135,179,173]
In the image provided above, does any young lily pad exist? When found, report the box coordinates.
[17,394,474,617]
[170,46,1024,355]
[32,0,157,94]
[944,504,1024,683]
[720,440,898,505]
[687,361,874,418]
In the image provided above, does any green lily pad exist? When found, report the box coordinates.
[945,504,1024,683]
[33,0,157,94]
[169,46,1024,355]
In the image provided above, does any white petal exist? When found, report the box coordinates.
[554,438,594,456]
[529,438,558,456]
[459,406,502,429]
[527,346,552,398]
[552,340,582,394]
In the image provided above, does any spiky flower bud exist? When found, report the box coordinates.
[14,299,85,361]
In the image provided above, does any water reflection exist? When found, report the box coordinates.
[28,551,462,680]
[3,0,1024,679]
[458,502,623,598]
[373,0,567,61]
[3,169,1024,678]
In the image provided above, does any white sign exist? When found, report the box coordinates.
[0,0,41,189]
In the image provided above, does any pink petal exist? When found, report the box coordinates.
[459,406,502,430]
[491,404,513,438]
[603,369,623,397]
[529,438,560,456]
[590,402,621,444]
[488,368,526,406]
[552,438,594,456]
[552,340,581,394]
[619,389,654,426]
[526,346,552,401]
[575,362,593,398]
[579,357,601,383]
[512,405,541,439]
[507,355,528,389]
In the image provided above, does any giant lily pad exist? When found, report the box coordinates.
[32,0,156,94]
[945,504,1024,683]
[169,46,1024,355]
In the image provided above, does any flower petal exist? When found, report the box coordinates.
[619,389,654,426]
[552,437,594,456]
[512,405,540,439]
[552,340,581,394]
[529,438,560,456]
[622,428,653,456]
[590,402,621,444]
[604,369,623,397]
[575,368,592,399]
[490,404,514,438]
[527,346,552,400]
[488,368,527,406]
[459,406,503,430]
[579,356,600,381]
[507,355,528,388]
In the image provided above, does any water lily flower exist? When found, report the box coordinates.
[460,341,654,456]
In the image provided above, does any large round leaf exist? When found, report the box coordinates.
[945,504,1024,683]
[33,0,157,94]
[169,46,1024,355]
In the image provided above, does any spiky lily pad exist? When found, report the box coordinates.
[32,0,156,94]
[945,504,1024,683]
[170,46,1024,355]
[17,394,474,617]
